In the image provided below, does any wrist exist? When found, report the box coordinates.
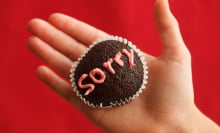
[176,105,220,133]
[154,105,220,133]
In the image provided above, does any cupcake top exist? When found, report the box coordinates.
[70,36,148,108]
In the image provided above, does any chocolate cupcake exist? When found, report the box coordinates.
[70,36,148,108]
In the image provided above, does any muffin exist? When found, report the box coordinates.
[70,36,148,108]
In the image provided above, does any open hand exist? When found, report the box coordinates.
[27,0,219,132]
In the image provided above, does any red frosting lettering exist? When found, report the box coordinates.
[77,48,136,96]
[122,49,135,68]
[78,74,95,96]
[114,52,124,66]
[89,68,106,84]
[102,58,115,74]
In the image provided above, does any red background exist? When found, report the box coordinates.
[1,0,219,132]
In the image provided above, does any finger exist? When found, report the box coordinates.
[48,13,109,46]
[36,65,84,110]
[28,18,86,61]
[27,36,72,79]
[154,0,190,61]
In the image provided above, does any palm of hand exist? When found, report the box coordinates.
[27,0,195,132]
[82,54,193,132]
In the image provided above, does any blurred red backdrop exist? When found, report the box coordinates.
[0,0,219,132]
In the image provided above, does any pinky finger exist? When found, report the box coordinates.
[36,65,84,110]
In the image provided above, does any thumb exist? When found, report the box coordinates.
[154,0,190,62]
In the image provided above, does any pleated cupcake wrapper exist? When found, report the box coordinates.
[70,35,148,108]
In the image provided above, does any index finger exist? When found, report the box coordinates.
[48,13,109,46]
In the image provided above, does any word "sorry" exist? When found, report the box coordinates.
[78,49,135,96]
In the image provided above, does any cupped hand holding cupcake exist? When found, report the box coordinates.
[27,0,220,132]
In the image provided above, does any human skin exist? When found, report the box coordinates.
[27,0,220,132]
